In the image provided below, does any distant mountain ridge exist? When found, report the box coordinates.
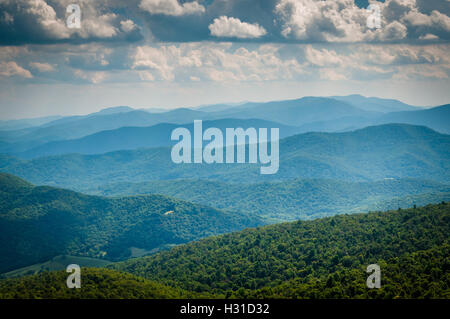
[1,124,449,190]
[331,94,422,113]
[0,96,448,156]
[205,96,376,126]
[376,104,450,134]
[0,115,63,131]
[18,119,303,159]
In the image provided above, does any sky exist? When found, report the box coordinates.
[0,0,449,119]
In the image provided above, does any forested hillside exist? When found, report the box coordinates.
[1,124,449,190]
[93,178,450,221]
[112,203,450,297]
[238,244,450,298]
[0,173,261,273]
[1,203,448,299]
[0,268,204,299]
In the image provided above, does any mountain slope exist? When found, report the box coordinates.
[1,97,448,154]
[331,95,421,113]
[19,119,302,159]
[92,178,450,222]
[0,268,196,299]
[1,204,448,299]
[377,104,450,134]
[0,255,111,279]
[0,115,63,131]
[0,108,208,148]
[208,97,376,126]
[112,203,450,297]
[1,124,449,189]
[0,173,262,273]
[240,244,450,298]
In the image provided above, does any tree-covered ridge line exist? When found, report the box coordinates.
[0,255,112,280]
[1,203,448,299]
[0,268,212,299]
[0,245,447,299]
[1,124,449,189]
[0,172,262,273]
[234,244,450,299]
[111,203,450,297]
[90,177,450,222]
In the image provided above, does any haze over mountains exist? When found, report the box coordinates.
[0,94,449,299]
[18,119,302,159]
[0,95,448,157]
[91,177,450,222]
[1,95,448,230]
[1,123,448,190]
[330,95,422,113]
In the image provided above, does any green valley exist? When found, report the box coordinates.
[0,173,262,273]
[92,178,450,222]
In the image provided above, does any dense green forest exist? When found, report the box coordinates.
[0,173,261,273]
[0,203,448,299]
[112,203,450,298]
[0,255,111,279]
[0,268,205,299]
[237,244,450,298]
[92,178,450,222]
[1,124,449,190]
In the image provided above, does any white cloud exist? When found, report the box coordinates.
[29,62,55,72]
[209,16,267,39]
[274,0,450,43]
[300,43,450,81]
[131,43,304,82]
[275,0,369,42]
[419,33,439,40]
[120,19,138,33]
[376,21,408,41]
[0,61,33,78]
[0,0,141,44]
[79,13,118,39]
[132,46,175,81]
[74,70,107,83]
[304,45,344,67]
[319,68,347,81]
[139,0,205,16]
[392,64,449,80]
[21,0,70,40]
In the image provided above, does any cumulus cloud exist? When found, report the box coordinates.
[74,69,107,83]
[0,0,142,45]
[139,0,205,16]
[274,0,450,43]
[209,16,267,39]
[302,43,450,81]
[29,62,55,72]
[131,42,304,82]
[120,19,138,33]
[319,68,347,81]
[0,61,33,78]
[2,0,448,45]
[1,1,449,86]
